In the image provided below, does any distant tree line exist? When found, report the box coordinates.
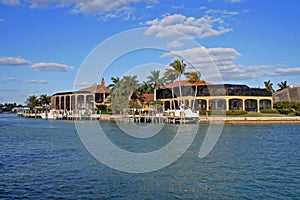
[0,94,51,112]
[25,94,51,109]
[0,103,23,113]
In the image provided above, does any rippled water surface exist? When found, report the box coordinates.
[1,114,299,199]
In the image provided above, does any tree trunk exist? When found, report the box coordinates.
[178,75,183,106]
[192,85,197,111]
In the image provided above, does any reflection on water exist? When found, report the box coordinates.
[1,114,299,199]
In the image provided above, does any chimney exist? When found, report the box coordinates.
[101,78,105,87]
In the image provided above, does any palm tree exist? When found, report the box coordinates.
[110,76,139,114]
[170,59,186,106]
[108,76,120,91]
[187,71,201,111]
[147,70,164,90]
[39,94,50,106]
[277,80,289,91]
[26,95,39,109]
[137,81,154,94]
[264,80,275,93]
[122,75,140,99]
[164,68,178,109]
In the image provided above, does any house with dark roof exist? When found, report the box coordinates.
[50,78,111,111]
[155,80,273,112]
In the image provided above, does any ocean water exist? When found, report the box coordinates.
[0,114,299,199]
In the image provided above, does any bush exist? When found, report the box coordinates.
[296,111,300,116]
[260,109,279,114]
[96,104,107,111]
[278,109,292,115]
[226,110,248,115]
[274,101,300,110]
[199,110,225,115]
[199,110,247,115]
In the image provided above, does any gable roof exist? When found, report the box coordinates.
[80,84,111,93]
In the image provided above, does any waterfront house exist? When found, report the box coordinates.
[155,80,273,112]
[50,78,111,111]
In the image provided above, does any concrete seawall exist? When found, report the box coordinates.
[199,116,300,124]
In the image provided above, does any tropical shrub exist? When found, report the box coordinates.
[226,110,248,115]
[274,101,300,111]
[97,104,107,111]
[278,109,292,115]
[260,109,279,114]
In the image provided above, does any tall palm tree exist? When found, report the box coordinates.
[264,80,275,93]
[147,70,164,90]
[110,75,140,114]
[122,75,140,99]
[39,94,50,106]
[26,95,38,109]
[170,59,186,106]
[108,76,120,91]
[164,68,178,109]
[277,80,289,91]
[137,81,154,94]
[187,71,201,111]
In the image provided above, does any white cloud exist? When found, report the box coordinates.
[0,88,18,92]
[167,40,183,48]
[206,9,239,16]
[0,0,20,6]
[275,67,300,76]
[276,63,288,67]
[101,6,135,21]
[26,80,48,84]
[162,47,275,81]
[30,62,74,71]
[0,77,17,83]
[144,14,231,39]
[163,47,241,67]
[0,56,30,65]
[4,0,157,20]
[72,0,140,15]
[171,4,184,9]
[226,0,246,3]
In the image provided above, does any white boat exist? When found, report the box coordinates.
[165,106,199,120]
[41,109,61,119]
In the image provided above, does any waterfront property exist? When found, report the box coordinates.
[50,78,111,111]
[155,80,273,112]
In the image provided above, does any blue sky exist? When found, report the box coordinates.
[0,0,300,104]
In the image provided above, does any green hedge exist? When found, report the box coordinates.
[226,110,248,115]
[199,110,247,116]
[278,109,293,115]
[274,101,300,111]
[96,105,107,111]
[260,109,280,114]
